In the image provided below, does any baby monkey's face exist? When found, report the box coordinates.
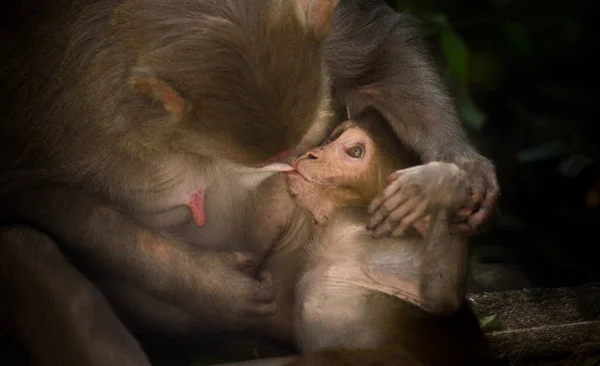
[285,123,373,196]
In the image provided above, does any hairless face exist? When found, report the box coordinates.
[284,123,385,221]
[287,125,373,187]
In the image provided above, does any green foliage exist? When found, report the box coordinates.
[387,0,597,172]
[386,0,599,283]
[582,356,600,366]
[385,0,596,176]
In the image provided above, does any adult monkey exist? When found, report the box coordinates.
[0,0,498,365]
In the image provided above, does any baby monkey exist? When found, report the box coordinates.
[214,110,495,365]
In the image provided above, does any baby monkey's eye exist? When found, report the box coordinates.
[345,145,363,158]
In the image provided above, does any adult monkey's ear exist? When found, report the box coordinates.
[129,68,190,119]
[296,0,339,39]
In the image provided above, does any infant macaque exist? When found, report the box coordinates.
[215,111,495,365]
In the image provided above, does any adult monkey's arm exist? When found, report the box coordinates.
[325,0,499,235]
[0,180,275,331]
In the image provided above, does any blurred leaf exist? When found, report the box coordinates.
[479,314,503,333]
[439,25,487,128]
[502,22,535,58]
[495,209,527,229]
[557,154,594,177]
[440,26,469,91]
[424,13,448,26]
[469,52,504,91]
[458,91,487,129]
[560,16,582,43]
[517,141,567,163]
[582,356,600,366]
[393,0,437,15]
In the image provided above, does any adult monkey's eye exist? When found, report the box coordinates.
[345,145,363,158]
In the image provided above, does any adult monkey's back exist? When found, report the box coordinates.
[0,0,499,365]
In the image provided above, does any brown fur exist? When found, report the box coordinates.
[0,1,498,365]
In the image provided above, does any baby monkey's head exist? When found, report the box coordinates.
[285,110,416,222]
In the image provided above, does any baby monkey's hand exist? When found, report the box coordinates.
[367,162,469,237]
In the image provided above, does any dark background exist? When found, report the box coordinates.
[385,0,599,287]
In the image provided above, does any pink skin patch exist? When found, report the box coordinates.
[188,189,206,227]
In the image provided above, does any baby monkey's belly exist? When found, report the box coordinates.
[295,263,399,352]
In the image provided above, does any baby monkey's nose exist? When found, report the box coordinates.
[307,152,318,160]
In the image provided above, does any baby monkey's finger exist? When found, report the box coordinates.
[386,170,405,183]
[380,198,420,236]
[391,202,428,237]
[372,221,393,238]
[368,179,403,215]
[368,195,384,215]
[367,192,409,229]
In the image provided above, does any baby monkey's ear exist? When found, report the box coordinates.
[129,68,190,120]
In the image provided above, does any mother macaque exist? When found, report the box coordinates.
[215,110,496,365]
[1,0,497,365]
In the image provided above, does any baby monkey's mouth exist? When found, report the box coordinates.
[284,169,308,182]
[284,169,332,187]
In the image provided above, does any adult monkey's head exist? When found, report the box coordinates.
[109,0,337,165]
[285,109,419,221]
